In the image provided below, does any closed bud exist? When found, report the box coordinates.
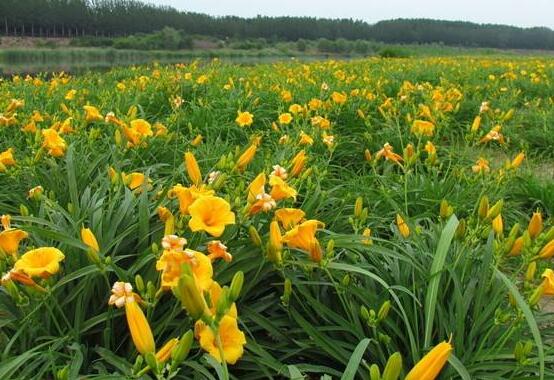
[230,271,244,302]
[439,200,450,219]
[528,285,544,306]
[486,199,504,220]
[360,305,370,321]
[151,242,159,255]
[281,278,292,306]
[249,226,262,247]
[508,236,524,256]
[175,266,208,320]
[326,239,335,257]
[508,223,520,239]
[144,352,159,375]
[170,330,193,370]
[455,219,466,239]
[478,196,489,220]
[56,366,69,380]
[342,274,351,287]
[378,300,391,321]
[354,197,363,218]
[19,204,29,216]
[364,149,372,161]
[382,352,403,380]
[525,261,537,282]
[378,333,391,345]
[268,221,283,263]
[528,211,543,239]
[114,129,122,146]
[543,226,554,242]
[492,214,503,236]
[538,239,554,259]
[216,287,230,318]
[135,274,145,293]
[369,364,381,380]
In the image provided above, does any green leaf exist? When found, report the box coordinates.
[341,338,370,380]
[424,215,459,348]
[288,364,305,379]
[447,353,471,380]
[494,268,544,380]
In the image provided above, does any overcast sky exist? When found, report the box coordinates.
[148,0,553,29]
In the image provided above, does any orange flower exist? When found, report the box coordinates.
[282,220,325,262]
[375,143,403,163]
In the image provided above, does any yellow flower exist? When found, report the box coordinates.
[269,175,297,201]
[282,220,325,262]
[288,104,303,114]
[249,193,276,215]
[510,152,525,169]
[197,315,246,364]
[161,234,187,252]
[235,111,254,127]
[278,113,293,125]
[192,134,203,146]
[541,269,554,296]
[156,249,213,291]
[42,128,67,157]
[0,148,16,169]
[168,184,214,215]
[108,281,137,308]
[65,89,77,100]
[472,158,490,174]
[405,340,453,380]
[125,299,156,355]
[14,247,65,278]
[411,120,435,137]
[275,208,306,230]
[509,236,524,256]
[396,214,410,238]
[81,227,100,253]
[247,173,266,204]
[480,125,504,144]
[123,172,148,191]
[0,229,28,257]
[281,90,292,102]
[184,152,202,186]
[376,143,403,164]
[290,150,307,177]
[424,141,436,155]
[83,105,103,123]
[207,241,232,262]
[156,338,179,363]
[268,220,283,263]
[235,144,257,172]
[331,91,347,105]
[298,131,314,146]
[528,211,543,239]
[130,119,153,137]
[188,196,236,237]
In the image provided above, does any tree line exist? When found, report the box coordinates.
[1,0,553,50]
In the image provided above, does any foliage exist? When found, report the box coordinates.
[0,56,553,379]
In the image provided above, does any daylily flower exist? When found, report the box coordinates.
[156,248,213,291]
[411,120,435,137]
[269,175,297,201]
[169,184,215,215]
[188,196,236,237]
[376,143,403,163]
[282,220,325,262]
[14,247,65,278]
[42,128,67,157]
[161,235,187,252]
[0,148,16,170]
[278,113,293,125]
[0,229,28,257]
[108,281,137,308]
[83,105,103,123]
[197,315,246,364]
[207,241,232,262]
[472,158,490,174]
[235,111,254,127]
[275,208,306,230]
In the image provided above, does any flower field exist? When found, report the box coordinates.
[0,56,554,379]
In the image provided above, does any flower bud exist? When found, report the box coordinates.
[492,214,503,236]
[538,239,554,259]
[525,261,537,282]
[144,352,159,375]
[378,300,391,321]
[249,226,262,247]
[382,352,403,380]
[170,330,193,370]
[281,278,292,306]
[508,236,524,256]
[528,211,543,239]
[175,266,208,320]
[230,271,244,302]
[354,197,363,218]
[528,285,544,306]
[478,196,489,220]
[19,204,29,217]
[486,199,503,220]
[369,364,381,380]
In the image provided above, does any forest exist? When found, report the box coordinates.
[0,0,553,50]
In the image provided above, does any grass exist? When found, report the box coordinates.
[0,55,553,379]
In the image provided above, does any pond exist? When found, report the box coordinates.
[0,48,343,76]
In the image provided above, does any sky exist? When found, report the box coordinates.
[148,0,554,29]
